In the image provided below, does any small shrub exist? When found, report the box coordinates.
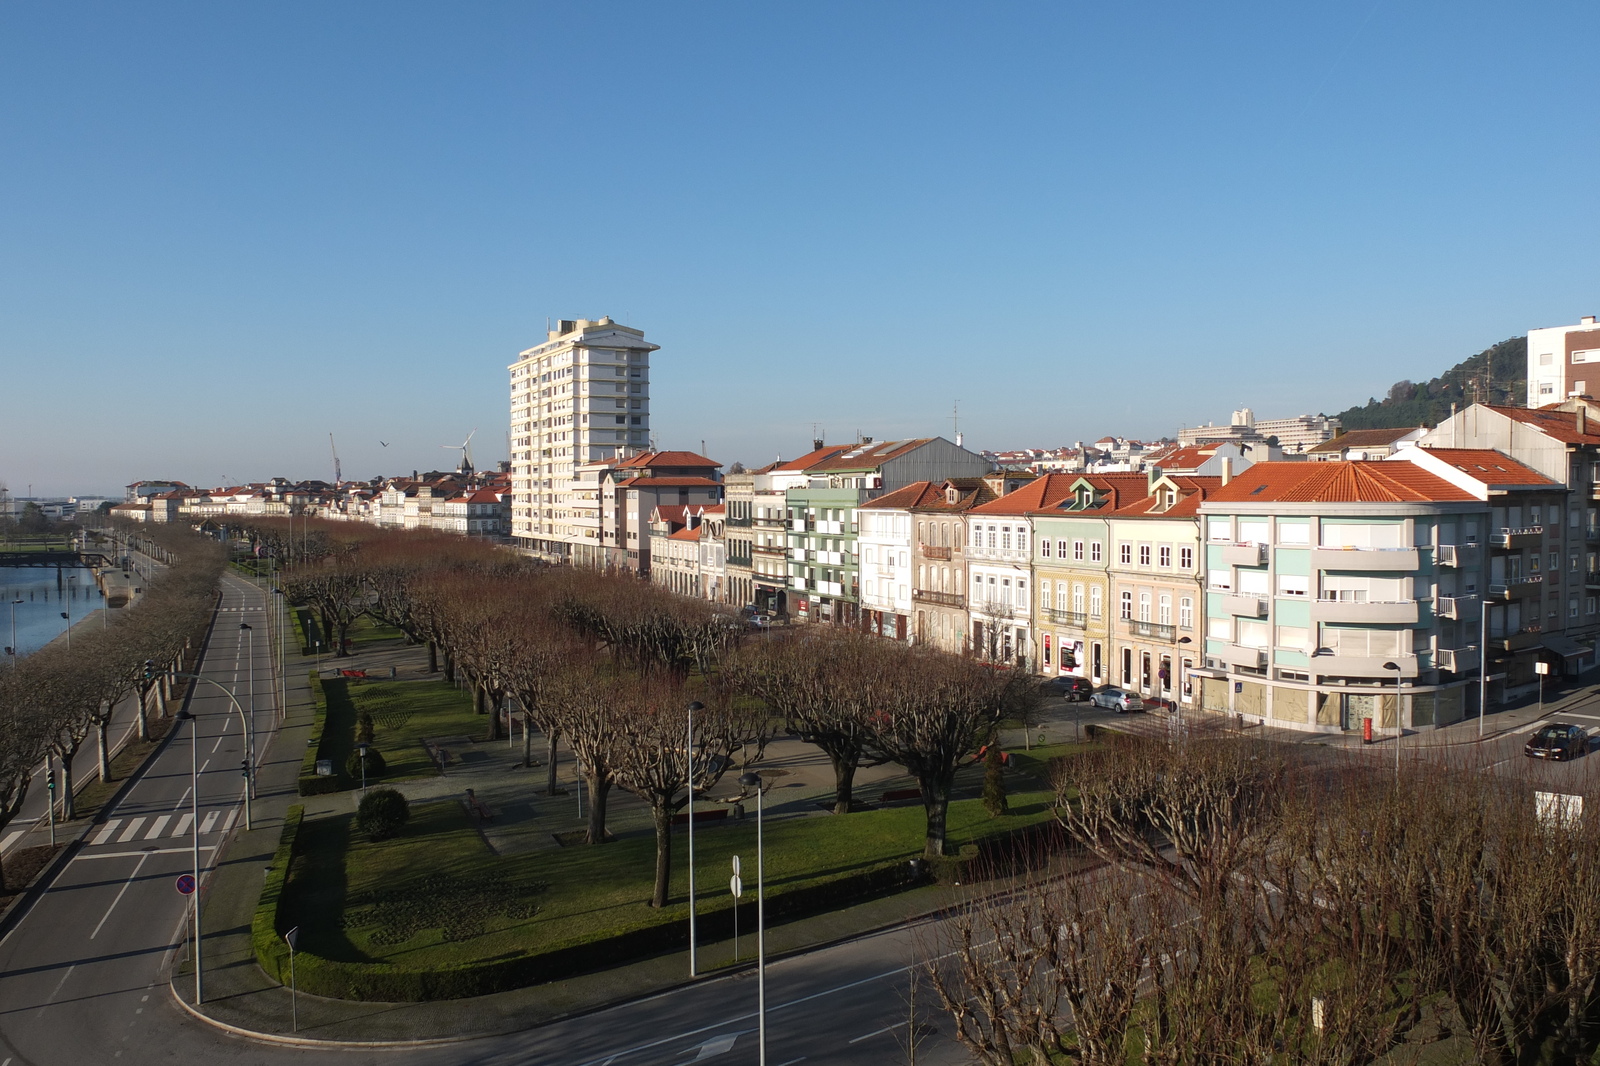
[346,747,387,781]
[356,787,410,841]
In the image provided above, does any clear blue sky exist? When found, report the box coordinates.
[2,1,1596,496]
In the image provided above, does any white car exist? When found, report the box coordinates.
[1089,687,1145,713]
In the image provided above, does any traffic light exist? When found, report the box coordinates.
[46,776,55,791]
[143,659,155,681]
[241,759,251,778]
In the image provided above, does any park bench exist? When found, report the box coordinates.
[880,787,922,803]
[463,788,495,822]
[671,807,730,827]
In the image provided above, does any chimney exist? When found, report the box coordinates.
[812,438,825,451]
[1583,316,1596,326]
[1220,457,1233,486]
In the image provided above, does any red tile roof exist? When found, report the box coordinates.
[863,481,945,510]
[770,444,851,473]
[1412,448,1558,486]
[1486,404,1600,445]
[970,474,1081,516]
[1149,444,1219,470]
[1206,462,1475,503]
[668,526,702,541]
[618,450,721,469]
[651,505,691,525]
[803,438,940,473]
[620,476,722,489]
[1103,476,1221,518]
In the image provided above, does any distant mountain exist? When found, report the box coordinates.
[1328,337,1528,431]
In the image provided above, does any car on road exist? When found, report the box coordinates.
[1040,675,1095,701]
[1089,686,1145,713]
[1524,723,1590,761]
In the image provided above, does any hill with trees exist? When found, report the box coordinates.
[1328,336,1527,431]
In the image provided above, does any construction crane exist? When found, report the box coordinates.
[329,433,342,486]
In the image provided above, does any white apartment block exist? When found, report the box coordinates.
[1527,316,1600,407]
[509,317,658,560]
[856,504,915,639]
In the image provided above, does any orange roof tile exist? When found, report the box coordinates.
[771,444,852,472]
[969,474,1081,516]
[668,526,702,541]
[803,438,940,473]
[618,450,721,469]
[1304,427,1423,453]
[1413,448,1558,486]
[862,481,945,510]
[1206,462,1474,504]
[1485,404,1600,445]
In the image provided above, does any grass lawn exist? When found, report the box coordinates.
[336,676,485,782]
[285,782,1061,971]
[345,613,407,647]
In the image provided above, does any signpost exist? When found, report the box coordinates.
[284,926,300,1031]
[1535,660,1550,715]
[730,855,743,963]
[175,874,196,895]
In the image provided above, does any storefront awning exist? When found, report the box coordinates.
[1541,634,1592,660]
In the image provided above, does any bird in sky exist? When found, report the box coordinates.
[379,441,389,447]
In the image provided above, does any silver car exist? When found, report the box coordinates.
[1090,687,1145,713]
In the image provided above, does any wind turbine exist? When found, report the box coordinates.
[442,429,477,474]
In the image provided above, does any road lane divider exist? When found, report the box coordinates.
[90,821,123,846]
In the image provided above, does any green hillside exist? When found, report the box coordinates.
[1329,336,1527,431]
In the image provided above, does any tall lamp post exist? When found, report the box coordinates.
[686,700,704,977]
[737,771,766,1066]
[240,623,256,799]
[176,709,203,1004]
[1382,661,1402,783]
[8,598,20,669]
[1478,608,1489,737]
[171,673,253,830]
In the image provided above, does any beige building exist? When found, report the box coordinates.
[509,318,658,560]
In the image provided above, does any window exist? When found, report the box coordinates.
[987,526,996,549]
[1120,590,1133,620]
[1179,546,1193,569]
[1138,545,1151,566]
[972,526,982,548]
[1159,545,1172,567]
[1572,596,1581,619]
[1039,538,1052,558]
[1278,574,1310,597]
[1237,619,1269,648]
[1017,529,1028,553]
[1001,527,1012,550]
[1072,539,1084,561]
[1139,591,1152,622]
[1120,543,1133,564]
[1179,596,1193,630]
[1057,584,1068,610]
[1159,593,1172,625]
[1090,541,1102,562]
[1208,518,1232,542]
[1090,586,1103,618]
[1208,568,1232,590]
[1551,552,1560,571]
[1207,616,1232,640]
[1040,580,1051,605]
[1278,523,1311,545]
[1239,520,1269,545]
[1073,584,1085,614]
[1275,625,1309,651]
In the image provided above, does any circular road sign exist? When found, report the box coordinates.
[175,874,196,896]
[730,874,743,898]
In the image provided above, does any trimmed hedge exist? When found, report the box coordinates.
[251,812,1078,1002]
[296,674,357,796]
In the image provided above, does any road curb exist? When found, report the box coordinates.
[165,979,479,1049]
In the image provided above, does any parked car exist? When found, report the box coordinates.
[1040,675,1095,701]
[1524,723,1590,761]
[1089,687,1145,713]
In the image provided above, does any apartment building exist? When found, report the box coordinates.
[965,474,1082,667]
[724,444,849,616]
[600,451,723,577]
[648,506,701,597]
[509,317,658,560]
[1526,315,1600,407]
[1104,475,1214,707]
[1195,456,1562,734]
[857,489,918,640]
[786,437,992,625]
[907,479,1007,653]
[1304,427,1427,462]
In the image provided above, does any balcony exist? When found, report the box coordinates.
[920,544,952,560]
[1220,593,1267,617]
[1436,594,1480,620]
[1218,542,1267,567]
[1587,571,1600,589]
[1491,526,1543,550]
[913,588,965,609]
[1495,625,1543,652]
[1309,651,1420,679]
[1310,546,1420,572]
[1435,544,1467,568]
[1045,607,1088,628]
[1309,598,1420,625]
[1485,574,1543,601]
[1436,646,1477,673]
[1214,643,1267,670]
[1125,619,1178,642]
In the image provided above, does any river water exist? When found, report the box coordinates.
[0,565,104,660]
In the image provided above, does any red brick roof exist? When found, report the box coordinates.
[651,505,691,525]
[1104,476,1221,518]
[668,526,702,541]
[1206,462,1475,503]
[1413,448,1558,486]
[618,450,721,469]
[970,474,1081,516]
[863,481,945,510]
[1486,404,1600,445]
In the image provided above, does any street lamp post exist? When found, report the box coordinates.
[172,673,253,830]
[240,623,256,799]
[1478,614,1489,737]
[176,709,203,1005]
[8,598,20,669]
[1382,661,1403,782]
[738,771,766,1066]
[686,700,704,978]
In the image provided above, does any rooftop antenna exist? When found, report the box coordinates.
[329,433,342,486]
[953,401,963,448]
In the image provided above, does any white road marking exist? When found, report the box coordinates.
[775,1059,806,1066]
[77,846,218,860]
[116,818,146,842]
[221,808,238,835]
[91,821,123,846]
[200,811,219,833]
[172,813,194,836]
[90,853,149,939]
[199,759,210,774]
[36,965,75,1016]
[848,1022,907,1043]
[143,816,170,840]
[1,830,23,852]
[692,1034,739,1059]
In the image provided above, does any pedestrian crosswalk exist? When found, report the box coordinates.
[88,809,239,847]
